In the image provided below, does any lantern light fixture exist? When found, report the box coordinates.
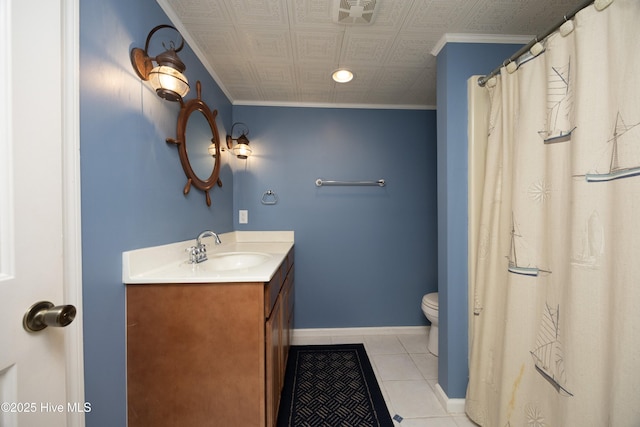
[130,25,190,102]
[226,122,252,159]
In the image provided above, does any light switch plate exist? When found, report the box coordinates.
[239,210,248,224]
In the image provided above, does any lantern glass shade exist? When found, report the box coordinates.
[148,65,190,101]
[233,143,252,159]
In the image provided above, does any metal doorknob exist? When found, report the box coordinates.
[23,301,77,332]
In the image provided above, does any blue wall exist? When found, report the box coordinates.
[79,0,513,421]
[232,106,438,328]
[435,42,524,399]
[79,0,233,425]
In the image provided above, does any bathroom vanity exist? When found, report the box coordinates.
[123,231,294,427]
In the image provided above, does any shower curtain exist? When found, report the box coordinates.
[466,1,640,426]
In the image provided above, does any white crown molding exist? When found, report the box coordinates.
[431,33,533,57]
[232,100,436,111]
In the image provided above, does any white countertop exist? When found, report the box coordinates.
[122,231,294,284]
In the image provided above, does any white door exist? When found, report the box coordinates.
[0,0,84,426]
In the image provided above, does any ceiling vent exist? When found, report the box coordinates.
[333,0,379,25]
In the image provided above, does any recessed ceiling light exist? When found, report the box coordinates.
[332,68,354,83]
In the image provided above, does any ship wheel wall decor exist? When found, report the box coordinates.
[166,81,222,206]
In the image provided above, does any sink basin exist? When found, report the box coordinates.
[182,251,272,271]
[209,252,272,270]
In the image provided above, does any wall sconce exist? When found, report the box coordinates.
[226,122,252,159]
[130,25,189,102]
[207,138,218,157]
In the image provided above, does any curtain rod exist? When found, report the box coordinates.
[477,0,595,87]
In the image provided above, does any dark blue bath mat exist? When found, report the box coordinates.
[277,344,394,427]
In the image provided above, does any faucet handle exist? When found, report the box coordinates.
[186,244,208,264]
[196,245,208,263]
[186,246,198,264]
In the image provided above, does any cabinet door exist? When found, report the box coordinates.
[281,270,294,368]
[265,295,282,427]
[127,284,266,427]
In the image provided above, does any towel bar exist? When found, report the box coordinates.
[315,179,385,187]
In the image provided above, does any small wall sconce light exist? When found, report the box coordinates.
[226,122,252,159]
[130,25,189,102]
[207,138,218,157]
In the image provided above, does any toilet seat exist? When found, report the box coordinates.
[422,293,438,310]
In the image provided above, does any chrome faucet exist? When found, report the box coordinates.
[187,230,222,264]
[197,230,222,246]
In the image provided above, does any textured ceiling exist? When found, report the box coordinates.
[158,0,580,108]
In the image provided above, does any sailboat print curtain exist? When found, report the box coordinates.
[466,1,640,425]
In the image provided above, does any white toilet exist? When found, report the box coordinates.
[421,293,439,356]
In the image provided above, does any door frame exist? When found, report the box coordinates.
[61,1,85,425]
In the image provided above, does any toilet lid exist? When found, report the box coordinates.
[422,293,438,309]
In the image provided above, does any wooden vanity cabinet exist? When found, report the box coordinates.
[126,248,294,427]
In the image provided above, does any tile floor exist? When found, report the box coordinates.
[292,330,478,427]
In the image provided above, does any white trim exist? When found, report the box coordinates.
[0,0,14,282]
[232,100,436,111]
[293,326,429,341]
[431,33,533,57]
[62,0,85,425]
[434,383,466,414]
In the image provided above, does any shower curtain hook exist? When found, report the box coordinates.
[559,14,576,37]
[504,59,518,74]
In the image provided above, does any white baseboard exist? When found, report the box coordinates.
[292,326,429,344]
[434,383,466,414]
